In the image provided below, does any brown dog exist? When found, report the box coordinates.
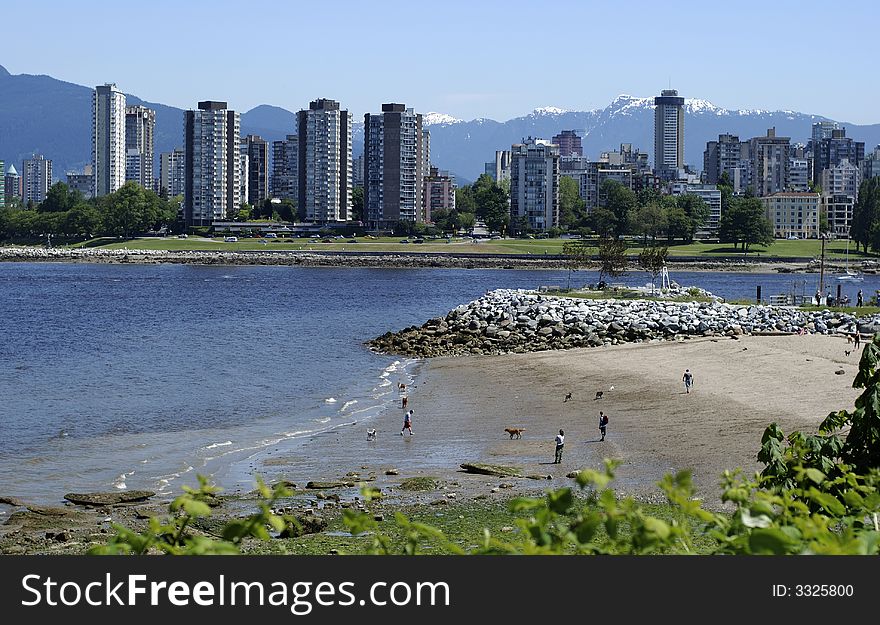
[504,428,525,439]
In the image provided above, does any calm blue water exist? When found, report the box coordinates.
[1,263,878,504]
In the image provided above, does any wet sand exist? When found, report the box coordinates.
[253,334,862,507]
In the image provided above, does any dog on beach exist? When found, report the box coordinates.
[504,428,525,439]
[366,429,377,441]
[845,350,852,357]
[401,396,408,409]
[594,391,603,400]
[847,334,854,344]
[563,392,572,402]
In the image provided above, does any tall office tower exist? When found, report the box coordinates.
[92,83,127,196]
[242,134,269,206]
[125,105,155,187]
[297,98,352,223]
[509,138,560,232]
[22,154,53,204]
[271,135,298,200]
[4,163,21,201]
[363,103,427,229]
[653,89,685,173]
[183,101,242,227]
[552,130,583,157]
[748,127,791,197]
[159,148,186,197]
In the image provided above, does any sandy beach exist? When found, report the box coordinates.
[250,333,861,508]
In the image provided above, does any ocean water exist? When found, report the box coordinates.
[1,262,878,504]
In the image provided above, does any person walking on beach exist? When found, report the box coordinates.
[682,369,693,393]
[857,290,863,308]
[554,429,565,463]
[854,331,861,349]
[401,409,414,436]
[598,412,609,441]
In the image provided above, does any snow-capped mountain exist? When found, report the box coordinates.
[1,65,878,184]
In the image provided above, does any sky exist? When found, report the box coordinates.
[2,0,878,123]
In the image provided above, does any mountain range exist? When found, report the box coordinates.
[2,64,880,186]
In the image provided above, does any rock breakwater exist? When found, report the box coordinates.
[369,289,876,357]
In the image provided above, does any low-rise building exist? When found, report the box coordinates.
[760,192,821,239]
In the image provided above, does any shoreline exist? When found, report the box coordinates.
[0,334,862,553]
[0,245,839,273]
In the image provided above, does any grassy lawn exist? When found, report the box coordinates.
[62,236,874,260]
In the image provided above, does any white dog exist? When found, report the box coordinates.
[366,429,377,441]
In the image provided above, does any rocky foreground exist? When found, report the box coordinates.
[369,289,876,357]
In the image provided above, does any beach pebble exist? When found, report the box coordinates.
[373,514,384,522]
[490,488,500,493]
[429,499,448,506]
[385,469,400,476]
[835,369,846,375]
[499,483,514,489]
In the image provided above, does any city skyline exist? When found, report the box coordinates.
[2,0,878,124]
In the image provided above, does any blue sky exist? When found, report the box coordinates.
[2,0,878,122]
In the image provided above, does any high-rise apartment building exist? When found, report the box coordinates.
[22,154,53,204]
[183,101,242,227]
[813,128,864,186]
[297,99,352,223]
[0,161,4,208]
[242,135,269,206]
[552,130,583,157]
[125,105,155,187]
[66,164,94,199]
[352,155,365,189]
[811,121,839,145]
[653,89,685,173]
[364,103,428,228]
[821,159,861,200]
[824,194,854,238]
[423,167,456,223]
[749,128,790,197]
[92,83,127,197]
[271,135,298,200]
[4,163,21,201]
[485,150,512,183]
[159,148,186,197]
[788,158,810,192]
[864,145,880,180]
[509,138,560,232]
[703,134,749,190]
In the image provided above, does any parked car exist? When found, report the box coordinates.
[347,239,358,243]
[413,238,425,244]
[399,239,410,244]
[177,233,188,239]
[224,236,238,242]
[322,238,333,243]
[264,232,278,238]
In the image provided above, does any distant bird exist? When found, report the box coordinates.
[563,392,572,402]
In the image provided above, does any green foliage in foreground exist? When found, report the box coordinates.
[93,336,880,556]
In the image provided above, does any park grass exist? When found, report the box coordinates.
[242,495,719,555]
[62,235,875,260]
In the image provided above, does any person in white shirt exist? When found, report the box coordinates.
[554,429,565,464]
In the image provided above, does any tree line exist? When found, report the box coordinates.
[0,181,179,242]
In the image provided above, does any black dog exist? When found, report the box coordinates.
[594,391,603,400]
[563,392,572,402]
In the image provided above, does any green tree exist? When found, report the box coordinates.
[600,180,636,237]
[631,202,667,244]
[562,238,594,291]
[276,199,296,223]
[558,176,587,229]
[819,211,830,235]
[665,206,692,243]
[455,186,476,214]
[597,236,628,281]
[351,186,364,223]
[236,205,252,222]
[638,245,668,294]
[852,177,880,254]
[588,207,618,238]
[718,197,774,251]
[99,182,157,239]
[675,194,709,242]
[38,182,81,213]
[66,203,101,238]
[458,211,476,232]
